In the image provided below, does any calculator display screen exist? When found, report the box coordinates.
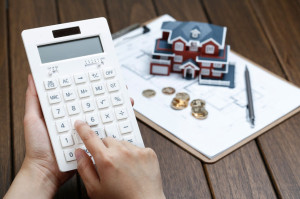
[38,36,103,63]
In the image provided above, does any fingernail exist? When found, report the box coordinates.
[75,149,84,161]
[74,120,85,128]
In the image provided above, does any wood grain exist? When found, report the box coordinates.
[155,0,277,198]
[0,0,11,197]
[249,0,300,197]
[251,0,300,86]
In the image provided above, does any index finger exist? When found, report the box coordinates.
[75,120,107,158]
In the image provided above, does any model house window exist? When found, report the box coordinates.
[174,55,183,63]
[214,63,222,68]
[202,62,211,67]
[205,45,215,54]
[212,72,222,77]
[201,68,210,75]
[173,64,181,71]
[190,42,198,51]
[174,42,184,51]
[160,56,169,60]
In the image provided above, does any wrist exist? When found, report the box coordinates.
[21,157,59,197]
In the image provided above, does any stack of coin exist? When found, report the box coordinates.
[171,92,190,110]
[190,99,208,119]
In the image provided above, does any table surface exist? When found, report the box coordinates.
[1,0,299,198]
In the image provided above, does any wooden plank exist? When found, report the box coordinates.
[9,0,80,198]
[56,1,108,198]
[154,0,277,197]
[0,0,11,197]
[106,0,212,197]
[249,0,300,197]
[251,0,300,86]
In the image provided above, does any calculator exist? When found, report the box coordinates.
[21,17,144,172]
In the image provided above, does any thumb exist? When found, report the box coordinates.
[75,149,100,192]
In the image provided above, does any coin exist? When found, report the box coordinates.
[162,87,176,95]
[142,89,156,98]
[171,98,189,110]
[190,99,206,107]
[175,92,190,101]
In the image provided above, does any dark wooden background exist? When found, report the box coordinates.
[0,0,299,198]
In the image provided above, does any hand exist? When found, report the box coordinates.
[75,121,165,199]
[5,74,75,199]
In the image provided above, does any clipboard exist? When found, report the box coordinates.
[113,16,300,163]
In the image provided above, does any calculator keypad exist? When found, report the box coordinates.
[45,68,137,163]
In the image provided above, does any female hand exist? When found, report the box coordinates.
[75,121,165,199]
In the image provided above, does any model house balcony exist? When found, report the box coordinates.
[151,58,171,65]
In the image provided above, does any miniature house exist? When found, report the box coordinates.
[150,21,235,88]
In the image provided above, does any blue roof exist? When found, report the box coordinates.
[153,39,173,55]
[162,21,226,46]
[182,58,198,66]
[197,45,230,62]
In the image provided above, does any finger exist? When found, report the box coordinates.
[75,121,107,158]
[102,137,123,148]
[75,149,100,190]
[121,140,141,151]
[130,97,134,106]
[25,74,43,119]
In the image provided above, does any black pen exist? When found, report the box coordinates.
[245,66,255,127]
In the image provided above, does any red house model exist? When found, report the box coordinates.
[150,21,235,88]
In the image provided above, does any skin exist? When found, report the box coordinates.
[4,74,165,199]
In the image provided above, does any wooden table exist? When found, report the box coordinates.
[1,0,299,198]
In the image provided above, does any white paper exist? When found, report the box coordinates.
[114,15,300,159]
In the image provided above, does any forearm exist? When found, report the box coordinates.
[4,159,58,199]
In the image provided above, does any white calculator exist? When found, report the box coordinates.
[22,17,144,172]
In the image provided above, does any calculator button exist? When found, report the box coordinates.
[92,82,105,95]
[119,121,133,134]
[105,124,122,140]
[81,99,96,112]
[75,131,83,144]
[56,120,70,133]
[93,127,106,139]
[67,102,81,115]
[77,85,91,98]
[96,96,110,109]
[89,70,101,81]
[63,148,76,162]
[62,88,76,101]
[60,133,74,147]
[48,91,61,104]
[44,79,58,90]
[123,134,135,144]
[80,146,92,157]
[71,116,85,129]
[74,73,87,84]
[114,107,128,120]
[107,80,120,92]
[59,76,72,87]
[51,105,65,119]
[103,67,116,78]
[111,93,124,106]
[86,113,99,126]
[100,109,114,123]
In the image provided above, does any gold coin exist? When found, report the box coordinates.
[191,106,208,119]
[190,99,206,107]
[142,89,156,98]
[171,98,189,110]
[175,92,190,101]
[162,87,176,95]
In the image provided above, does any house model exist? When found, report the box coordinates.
[150,21,235,88]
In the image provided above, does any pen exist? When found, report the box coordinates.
[245,66,255,127]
